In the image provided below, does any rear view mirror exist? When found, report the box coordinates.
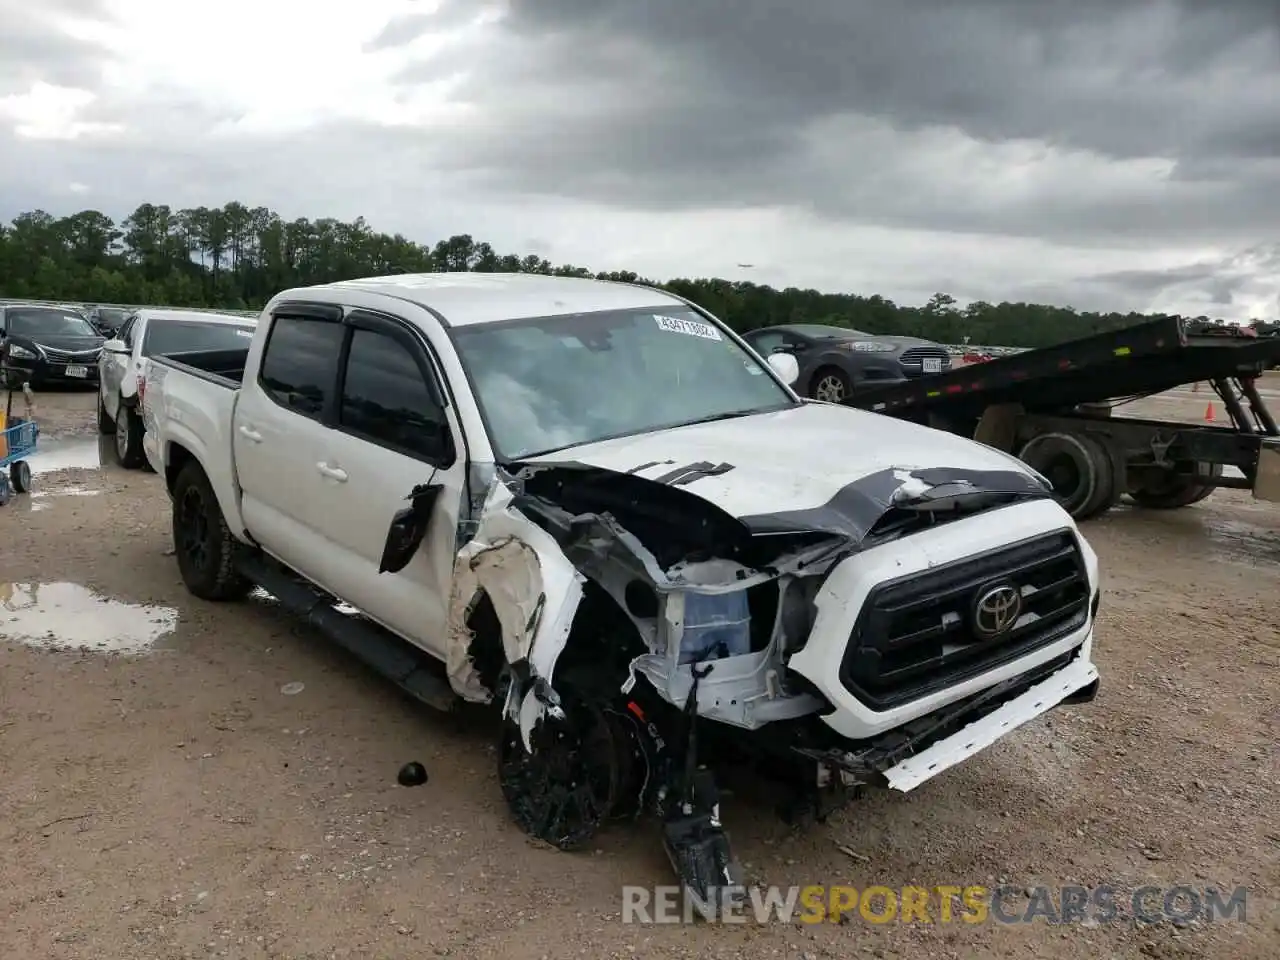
[103,339,128,354]
[767,351,800,386]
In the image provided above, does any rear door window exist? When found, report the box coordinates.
[258,316,345,419]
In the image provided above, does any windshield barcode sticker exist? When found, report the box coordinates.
[654,315,721,341]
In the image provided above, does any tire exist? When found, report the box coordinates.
[9,460,31,494]
[1082,434,1126,518]
[97,395,115,435]
[497,670,637,851]
[809,366,854,404]
[1129,463,1221,510]
[171,460,253,601]
[1018,431,1118,520]
[114,400,146,469]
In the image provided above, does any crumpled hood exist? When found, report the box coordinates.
[522,402,1049,536]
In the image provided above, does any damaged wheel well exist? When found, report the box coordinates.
[552,578,649,684]
[464,590,506,694]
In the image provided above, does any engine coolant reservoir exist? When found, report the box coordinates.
[677,589,751,664]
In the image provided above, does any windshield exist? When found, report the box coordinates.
[451,306,797,459]
[6,308,99,338]
[142,318,256,356]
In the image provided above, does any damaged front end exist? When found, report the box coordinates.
[443,457,1095,911]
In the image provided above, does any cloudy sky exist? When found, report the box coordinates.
[3,0,1279,319]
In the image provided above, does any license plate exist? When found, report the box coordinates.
[65,365,88,378]
[922,358,942,373]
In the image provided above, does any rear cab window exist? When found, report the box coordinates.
[258,315,345,419]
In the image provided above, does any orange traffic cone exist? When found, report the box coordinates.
[1204,402,1216,422]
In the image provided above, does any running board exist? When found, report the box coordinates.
[237,554,459,713]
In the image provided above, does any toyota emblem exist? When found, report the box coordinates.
[973,583,1022,638]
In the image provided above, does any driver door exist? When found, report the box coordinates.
[306,310,466,660]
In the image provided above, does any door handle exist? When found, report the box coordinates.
[238,425,263,443]
[316,462,348,482]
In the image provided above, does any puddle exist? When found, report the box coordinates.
[30,485,103,511]
[0,582,178,654]
[1202,518,1280,566]
[26,438,108,475]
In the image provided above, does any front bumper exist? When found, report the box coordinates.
[879,645,1097,790]
[4,357,99,385]
[785,497,1100,791]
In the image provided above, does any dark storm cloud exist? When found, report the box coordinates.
[1082,244,1280,310]
[1004,243,1280,316]
[391,0,1280,243]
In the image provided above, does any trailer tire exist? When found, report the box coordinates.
[1129,463,1221,510]
[1087,435,1128,516]
[1017,431,1117,520]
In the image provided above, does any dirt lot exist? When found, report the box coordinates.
[2,386,1277,960]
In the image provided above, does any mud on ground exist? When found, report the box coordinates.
[1,388,1277,960]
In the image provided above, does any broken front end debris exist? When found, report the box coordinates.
[442,460,1099,911]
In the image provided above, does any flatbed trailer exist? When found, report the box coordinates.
[845,317,1280,520]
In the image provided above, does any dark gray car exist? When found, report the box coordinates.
[741,323,952,403]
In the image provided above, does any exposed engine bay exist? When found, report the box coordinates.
[438,458,1097,914]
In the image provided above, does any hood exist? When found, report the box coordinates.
[883,335,946,349]
[522,402,1050,537]
[819,332,946,353]
[13,334,104,352]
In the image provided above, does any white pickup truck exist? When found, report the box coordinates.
[98,308,256,468]
[142,273,1101,906]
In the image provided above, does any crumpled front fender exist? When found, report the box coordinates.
[445,481,584,743]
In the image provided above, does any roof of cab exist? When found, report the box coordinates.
[135,308,255,324]
[298,272,684,327]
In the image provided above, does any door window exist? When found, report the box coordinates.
[258,315,345,419]
[338,326,449,463]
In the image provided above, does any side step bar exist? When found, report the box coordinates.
[237,554,459,713]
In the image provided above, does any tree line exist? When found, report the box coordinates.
[0,202,1239,348]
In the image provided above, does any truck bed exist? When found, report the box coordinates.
[140,347,247,503]
[849,318,1280,420]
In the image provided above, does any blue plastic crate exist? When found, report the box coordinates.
[1,418,38,466]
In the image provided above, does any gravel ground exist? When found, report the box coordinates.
[1,387,1277,960]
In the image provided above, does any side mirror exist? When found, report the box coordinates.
[103,339,128,354]
[378,482,444,574]
[767,351,800,386]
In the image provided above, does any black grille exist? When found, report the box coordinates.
[42,346,100,364]
[899,346,951,378]
[841,530,1089,709]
